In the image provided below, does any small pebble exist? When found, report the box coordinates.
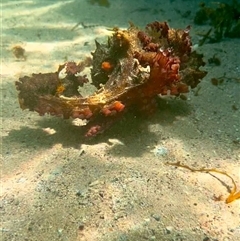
[78,200,88,205]
[89,180,99,187]
[151,146,168,157]
[202,237,210,241]
[57,228,63,236]
[12,45,26,60]
[152,214,161,221]
[144,218,150,223]
[76,190,83,197]
[78,223,84,231]
[17,177,27,183]
[165,226,173,234]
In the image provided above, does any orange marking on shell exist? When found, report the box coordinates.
[83,108,93,119]
[101,61,113,71]
[102,108,112,116]
[113,101,125,112]
[56,84,65,95]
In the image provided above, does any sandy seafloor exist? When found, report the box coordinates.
[1,0,240,240]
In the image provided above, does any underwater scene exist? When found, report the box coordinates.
[1,0,240,240]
